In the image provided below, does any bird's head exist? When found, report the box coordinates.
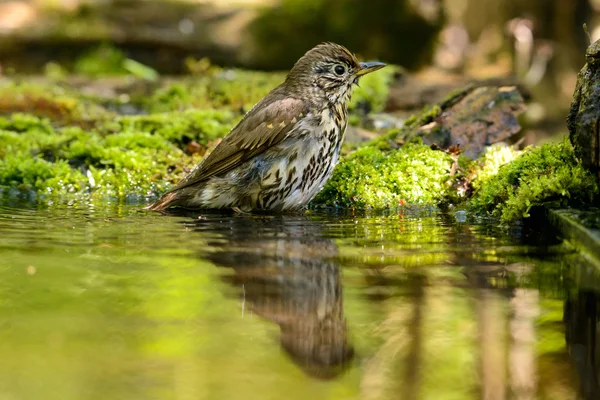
[284,42,386,106]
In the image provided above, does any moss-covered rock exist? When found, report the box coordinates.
[567,38,600,187]
[2,70,594,224]
[469,138,599,222]
[311,85,528,211]
[312,140,454,209]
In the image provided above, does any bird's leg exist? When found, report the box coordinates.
[232,207,252,215]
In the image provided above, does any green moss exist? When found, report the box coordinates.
[402,104,442,129]
[145,71,286,113]
[0,113,54,133]
[0,153,86,195]
[469,144,521,191]
[313,141,453,209]
[144,66,395,117]
[311,95,459,210]
[469,138,599,222]
[0,114,209,202]
[109,109,238,146]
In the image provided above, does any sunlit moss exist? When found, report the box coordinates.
[0,114,205,202]
[469,138,599,222]
[0,153,86,195]
[312,98,457,210]
[107,109,238,146]
[313,140,453,209]
[469,144,521,191]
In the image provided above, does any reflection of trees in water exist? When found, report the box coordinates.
[357,213,579,398]
[446,216,600,399]
[192,215,353,379]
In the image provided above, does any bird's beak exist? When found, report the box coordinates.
[356,61,386,77]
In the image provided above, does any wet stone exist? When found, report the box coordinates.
[420,86,526,159]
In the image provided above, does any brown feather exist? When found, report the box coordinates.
[145,192,179,211]
[167,87,307,193]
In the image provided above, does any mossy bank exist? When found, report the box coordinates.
[0,66,396,204]
[0,71,597,223]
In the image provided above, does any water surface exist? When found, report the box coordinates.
[0,204,598,400]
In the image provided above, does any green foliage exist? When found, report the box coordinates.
[469,138,599,222]
[122,59,160,81]
[43,61,69,80]
[313,141,453,209]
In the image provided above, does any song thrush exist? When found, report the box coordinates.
[148,42,385,212]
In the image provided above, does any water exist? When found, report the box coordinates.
[0,203,598,400]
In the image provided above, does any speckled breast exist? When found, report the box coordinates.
[258,106,347,211]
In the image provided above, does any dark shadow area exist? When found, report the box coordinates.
[564,290,600,400]
[249,0,442,70]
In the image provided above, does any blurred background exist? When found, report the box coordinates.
[0,0,596,135]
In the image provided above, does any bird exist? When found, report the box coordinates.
[147,42,386,212]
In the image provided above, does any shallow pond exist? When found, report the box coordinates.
[0,204,599,400]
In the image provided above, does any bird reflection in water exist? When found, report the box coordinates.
[188,213,354,379]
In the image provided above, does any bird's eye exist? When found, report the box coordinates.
[334,65,346,75]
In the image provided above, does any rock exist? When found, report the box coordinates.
[420,85,526,159]
[385,73,527,113]
[567,39,600,186]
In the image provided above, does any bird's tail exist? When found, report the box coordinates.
[145,190,191,212]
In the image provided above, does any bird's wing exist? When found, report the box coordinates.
[169,91,308,192]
